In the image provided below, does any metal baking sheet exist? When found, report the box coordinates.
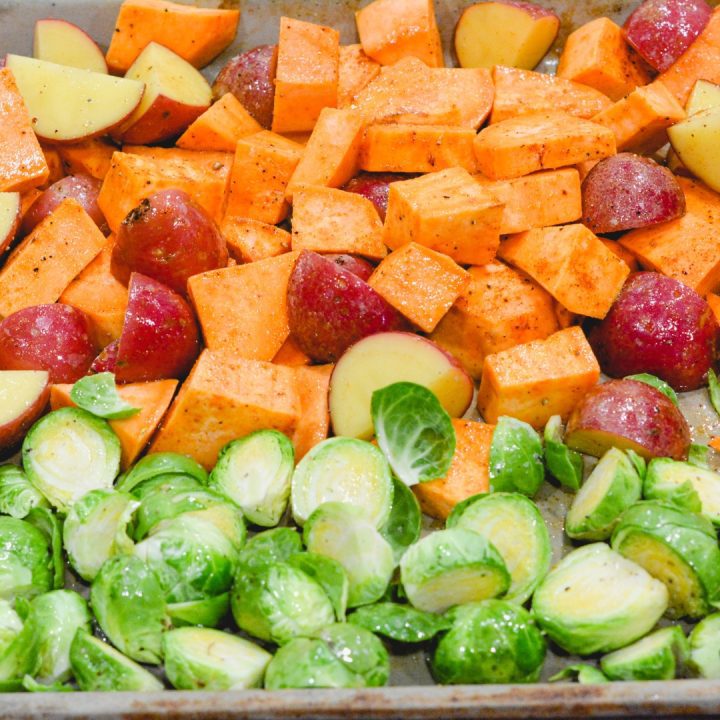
[1,0,720,717]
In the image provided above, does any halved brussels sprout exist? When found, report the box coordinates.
[532,543,668,655]
[317,623,390,687]
[180,504,246,553]
[611,501,720,619]
[0,516,53,602]
[63,489,138,582]
[287,553,349,622]
[543,415,583,491]
[24,507,64,591]
[0,600,22,656]
[379,476,422,564]
[549,664,609,684]
[291,438,394,528]
[304,502,395,608]
[0,465,47,518]
[22,407,121,512]
[163,627,271,690]
[489,416,544,497]
[600,626,689,681]
[236,526,303,574]
[116,452,207,495]
[70,630,163,692]
[400,527,509,613]
[447,492,551,605]
[127,473,202,501]
[209,430,294,527]
[688,613,720,679]
[167,593,230,629]
[349,602,452,644]
[431,600,546,685]
[565,448,642,541]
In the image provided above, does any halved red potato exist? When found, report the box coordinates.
[33,18,108,73]
[0,370,50,457]
[0,192,20,254]
[343,173,412,221]
[322,253,374,282]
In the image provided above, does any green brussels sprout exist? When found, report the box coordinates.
[116,452,207,495]
[236,526,303,574]
[447,492,551,604]
[689,613,720,679]
[209,430,294,527]
[129,473,203,501]
[163,627,271,690]
[0,516,53,602]
[291,437,394,528]
[0,464,47,518]
[349,602,452,644]
[304,502,395,608]
[180,504,246,553]
[549,664,609,684]
[70,629,163,692]
[231,562,336,645]
[688,443,711,469]
[22,407,121,512]
[600,626,689,681]
[0,600,22,656]
[489,416,544,497]
[24,507,64,591]
[565,448,642,541]
[431,600,546,684]
[400,527,509,613]
[543,415,584,491]
[287,553,349,622]
[316,623,390,687]
[611,501,720,618]
[62,489,138,582]
[379,476,422,564]
[91,554,169,664]
[167,593,230,629]
[532,543,668,655]
[21,676,73,692]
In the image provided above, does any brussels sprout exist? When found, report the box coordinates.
[264,638,363,689]
[304,502,395,608]
[163,627,271,690]
[489,417,544,497]
[379,476,422,564]
[70,373,141,420]
[0,464,48,518]
[0,516,53,602]
[626,450,647,479]
[0,600,22,656]
[625,373,679,406]
[543,415,584,491]
[317,623,390,687]
[209,430,294,527]
[231,562,336,645]
[180,504,246,553]
[709,369,720,418]
[549,665,609,684]
[129,473,203,501]
[532,543,668,655]
[21,676,74,692]
[431,600,546,685]
[24,507,64,591]
[447,492,551,605]
[565,448,642,541]
[236,526,303,574]
[600,626,689,681]
[287,553,349,622]
[291,438,394,528]
[63,489,138,581]
[116,452,207,495]
[688,613,720,679]
[688,443,711,469]
[349,602,452,643]
[167,593,230,629]
[611,501,720,618]
[400,528,509,613]
[91,554,169,664]
[22,407,121,512]
[70,629,163,692]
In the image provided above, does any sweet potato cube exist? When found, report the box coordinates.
[220,216,291,263]
[383,167,504,266]
[293,364,332,460]
[51,379,178,469]
[337,44,381,108]
[0,199,105,318]
[591,81,685,155]
[474,111,616,180]
[149,350,300,469]
[224,131,304,225]
[291,187,386,259]
[498,223,630,319]
[177,94,262,152]
[0,68,49,192]
[360,124,478,174]
[707,292,720,325]
[477,326,600,428]
[603,240,639,272]
[188,252,300,362]
[272,17,340,133]
[412,420,494,520]
[355,0,443,68]
[273,336,311,367]
[286,108,365,200]
[57,138,116,180]
[368,242,469,332]
[556,18,652,101]
[430,261,559,379]
[41,146,64,188]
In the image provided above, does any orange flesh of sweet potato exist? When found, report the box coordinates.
[292,364,333,460]
[273,336,312,367]
[40,146,64,188]
[220,216,291,264]
[337,44,381,108]
[57,139,117,181]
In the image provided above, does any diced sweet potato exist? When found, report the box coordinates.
[40,147,64,189]
[603,240,639,272]
[57,138,116,181]
[477,326,601,428]
[707,292,720,324]
[293,364,332,460]
[220,216,291,263]
[498,223,630,319]
[273,336,312,367]
[337,44,381,108]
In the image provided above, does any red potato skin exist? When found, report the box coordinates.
[119,95,208,145]
[582,153,686,234]
[90,339,119,375]
[112,189,228,296]
[0,304,96,384]
[323,253,375,282]
[287,251,406,363]
[0,374,50,457]
[343,173,414,222]
[212,45,278,129]
[589,272,718,392]
[114,273,200,383]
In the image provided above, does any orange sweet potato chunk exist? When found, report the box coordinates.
[40,146,64,188]
[273,336,311,367]
[337,44,381,108]
[706,292,720,325]
[149,350,300,470]
[220,217,291,264]
[477,326,600,428]
[105,0,239,73]
[57,139,116,180]
[368,242,470,332]
[293,364,332,460]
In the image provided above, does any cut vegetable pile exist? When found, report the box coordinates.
[2,0,720,694]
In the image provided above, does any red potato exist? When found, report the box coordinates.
[212,45,278,129]
[33,18,108,74]
[114,273,200,384]
[0,192,20,254]
[588,272,718,392]
[0,304,96,384]
[287,250,406,363]
[624,0,712,73]
[0,370,50,457]
[323,253,374,282]
[112,189,228,296]
[90,339,119,375]
[343,173,413,221]
[566,378,691,460]
[582,153,686,234]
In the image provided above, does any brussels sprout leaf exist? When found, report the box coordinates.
[349,602,452,643]
[550,664,608,684]
[70,373,140,420]
[626,373,679,406]
[489,417,544,497]
[543,415,583,491]
[708,369,720,418]
[688,444,711,469]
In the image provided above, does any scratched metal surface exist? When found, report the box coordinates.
[1,0,720,717]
